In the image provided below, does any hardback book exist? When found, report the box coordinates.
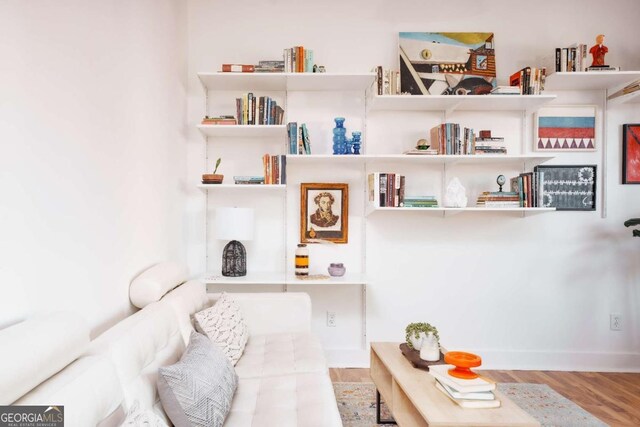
[436,380,496,401]
[429,364,496,393]
[434,381,501,409]
[221,64,255,73]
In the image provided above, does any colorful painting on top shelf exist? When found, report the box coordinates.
[398,32,496,95]
[534,105,597,151]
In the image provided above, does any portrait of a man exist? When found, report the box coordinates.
[300,183,348,243]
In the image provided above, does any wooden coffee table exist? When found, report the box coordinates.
[370,342,540,427]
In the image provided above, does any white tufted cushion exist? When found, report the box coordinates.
[130,262,189,308]
[87,302,184,422]
[234,333,327,379]
[0,312,89,405]
[194,294,248,366]
[16,355,125,427]
[225,373,342,427]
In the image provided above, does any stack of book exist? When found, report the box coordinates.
[287,122,312,155]
[262,154,286,185]
[401,196,438,208]
[429,364,499,409]
[373,66,401,95]
[403,147,439,155]
[545,45,588,73]
[235,94,284,125]
[255,60,285,73]
[474,135,506,155]
[283,46,314,73]
[233,176,264,185]
[509,67,546,94]
[201,115,237,125]
[367,172,406,207]
[476,191,520,207]
[511,170,545,208]
[490,86,521,95]
[430,123,476,155]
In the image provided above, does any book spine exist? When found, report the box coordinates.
[379,174,387,207]
[555,48,561,72]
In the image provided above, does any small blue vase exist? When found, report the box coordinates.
[351,131,362,155]
[333,117,347,155]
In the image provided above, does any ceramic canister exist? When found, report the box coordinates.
[295,244,309,276]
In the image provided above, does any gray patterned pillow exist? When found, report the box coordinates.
[157,332,238,427]
[194,293,248,365]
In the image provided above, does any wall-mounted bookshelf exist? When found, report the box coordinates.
[197,124,286,138]
[544,71,640,91]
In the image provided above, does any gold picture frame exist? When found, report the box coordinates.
[300,183,348,244]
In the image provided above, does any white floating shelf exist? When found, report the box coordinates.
[197,184,285,191]
[367,94,556,113]
[197,124,286,138]
[366,206,556,217]
[202,272,366,286]
[544,71,640,91]
[197,72,375,92]
[287,154,554,166]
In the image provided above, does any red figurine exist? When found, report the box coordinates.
[589,34,608,67]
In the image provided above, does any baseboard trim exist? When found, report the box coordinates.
[326,347,640,372]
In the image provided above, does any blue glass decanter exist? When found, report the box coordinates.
[332,117,347,155]
[351,131,362,155]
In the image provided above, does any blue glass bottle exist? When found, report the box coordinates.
[332,117,347,155]
[351,131,362,155]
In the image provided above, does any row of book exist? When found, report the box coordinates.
[235,94,284,125]
[368,173,405,207]
[430,123,477,155]
[287,122,312,155]
[261,154,287,185]
[544,45,619,73]
[284,46,314,73]
[429,364,499,409]
[509,67,546,95]
[511,171,545,208]
[373,66,402,95]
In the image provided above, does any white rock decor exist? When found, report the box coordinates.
[444,177,468,208]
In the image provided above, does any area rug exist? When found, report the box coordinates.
[333,382,608,427]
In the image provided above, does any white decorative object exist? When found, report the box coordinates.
[444,177,468,208]
[409,332,426,350]
[420,332,440,362]
[194,293,249,365]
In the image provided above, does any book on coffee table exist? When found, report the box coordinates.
[435,381,501,409]
[429,364,496,393]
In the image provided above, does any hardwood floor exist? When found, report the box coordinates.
[330,368,640,427]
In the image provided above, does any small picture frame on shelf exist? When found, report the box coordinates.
[300,183,349,244]
[622,124,640,184]
[533,165,597,211]
[534,105,597,151]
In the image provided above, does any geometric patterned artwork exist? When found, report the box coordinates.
[399,32,496,95]
[622,123,640,184]
[535,105,597,151]
[533,165,597,211]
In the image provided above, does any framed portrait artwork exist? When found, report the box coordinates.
[533,165,597,211]
[300,183,348,244]
[534,105,597,151]
[622,124,640,184]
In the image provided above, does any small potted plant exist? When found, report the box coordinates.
[202,158,223,184]
[405,322,439,350]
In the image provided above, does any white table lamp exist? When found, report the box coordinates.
[215,207,254,277]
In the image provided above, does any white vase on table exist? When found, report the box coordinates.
[420,332,440,362]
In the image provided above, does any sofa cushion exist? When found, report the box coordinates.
[235,332,327,379]
[158,331,238,427]
[194,293,248,366]
[130,262,189,308]
[0,312,89,405]
[224,373,342,427]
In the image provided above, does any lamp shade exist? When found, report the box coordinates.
[214,207,254,241]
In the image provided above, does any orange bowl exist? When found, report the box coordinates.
[444,351,482,379]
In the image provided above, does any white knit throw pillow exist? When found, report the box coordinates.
[194,293,248,365]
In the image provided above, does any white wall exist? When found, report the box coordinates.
[187,0,640,370]
[0,0,188,336]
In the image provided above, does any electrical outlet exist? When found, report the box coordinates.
[327,311,336,327]
[610,314,623,331]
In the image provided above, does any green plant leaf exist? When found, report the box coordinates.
[213,158,221,174]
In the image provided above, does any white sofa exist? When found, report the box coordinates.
[0,266,342,427]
